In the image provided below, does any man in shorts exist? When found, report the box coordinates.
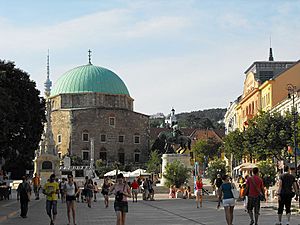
[275,165,299,225]
[43,174,59,225]
[245,167,264,225]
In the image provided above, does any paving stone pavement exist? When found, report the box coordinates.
[1,193,300,225]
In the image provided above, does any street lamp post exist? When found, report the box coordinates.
[287,84,298,177]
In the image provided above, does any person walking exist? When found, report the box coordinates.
[32,173,40,200]
[64,174,79,225]
[109,173,131,225]
[85,178,94,208]
[214,174,223,196]
[275,165,299,225]
[195,176,203,208]
[142,178,149,200]
[131,179,139,202]
[17,176,32,218]
[245,167,264,225]
[217,175,235,225]
[43,174,59,225]
[101,178,110,208]
[59,178,66,203]
[242,175,249,212]
[93,181,98,202]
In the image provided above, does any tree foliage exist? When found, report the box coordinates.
[223,129,245,160]
[192,137,222,162]
[224,111,293,161]
[146,150,161,174]
[206,159,228,184]
[257,160,276,188]
[163,160,190,188]
[0,60,45,178]
[95,159,114,177]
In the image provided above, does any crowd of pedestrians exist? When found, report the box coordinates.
[3,166,300,225]
[11,173,156,225]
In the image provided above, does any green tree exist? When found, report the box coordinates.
[250,112,292,160]
[95,159,114,177]
[146,150,161,174]
[0,60,45,178]
[206,159,228,184]
[257,160,276,188]
[223,129,245,160]
[192,137,222,162]
[163,160,190,188]
[70,155,84,166]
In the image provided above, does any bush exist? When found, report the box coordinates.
[163,160,190,188]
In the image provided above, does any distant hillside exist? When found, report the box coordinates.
[150,108,226,129]
[176,108,226,129]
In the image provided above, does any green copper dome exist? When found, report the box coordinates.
[51,64,130,96]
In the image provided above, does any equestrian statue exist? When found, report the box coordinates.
[151,125,192,155]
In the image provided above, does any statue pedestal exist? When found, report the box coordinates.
[33,154,60,185]
[161,154,192,187]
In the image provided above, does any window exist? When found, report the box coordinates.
[42,161,52,170]
[134,154,140,163]
[99,151,107,161]
[99,147,107,161]
[119,135,125,143]
[134,135,140,144]
[134,149,140,163]
[58,152,62,159]
[82,132,89,142]
[82,150,89,161]
[118,149,125,164]
[100,134,106,143]
[109,117,115,127]
[57,134,62,144]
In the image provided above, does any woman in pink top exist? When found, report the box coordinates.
[195,176,203,208]
[109,173,131,225]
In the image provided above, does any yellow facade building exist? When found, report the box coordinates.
[236,50,296,130]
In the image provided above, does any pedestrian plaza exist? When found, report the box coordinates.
[1,193,299,225]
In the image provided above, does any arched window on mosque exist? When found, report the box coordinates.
[99,147,107,162]
[134,149,140,163]
[118,148,125,165]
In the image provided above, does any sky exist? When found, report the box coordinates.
[1,0,300,115]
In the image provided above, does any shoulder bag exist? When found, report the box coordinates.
[231,183,240,199]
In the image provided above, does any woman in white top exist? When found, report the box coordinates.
[64,174,79,225]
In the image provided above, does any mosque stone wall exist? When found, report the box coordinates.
[51,93,133,111]
[50,104,149,165]
[51,110,72,157]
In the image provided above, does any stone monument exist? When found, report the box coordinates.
[33,53,60,184]
[159,109,193,187]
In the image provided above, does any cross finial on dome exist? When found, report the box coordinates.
[88,49,92,64]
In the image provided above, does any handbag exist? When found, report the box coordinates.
[249,176,265,201]
[231,184,240,199]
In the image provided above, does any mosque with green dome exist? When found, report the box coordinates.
[47,52,149,166]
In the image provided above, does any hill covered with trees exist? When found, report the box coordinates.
[150,108,226,129]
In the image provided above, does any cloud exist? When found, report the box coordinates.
[218,13,249,30]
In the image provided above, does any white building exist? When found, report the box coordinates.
[224,96,241,135]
